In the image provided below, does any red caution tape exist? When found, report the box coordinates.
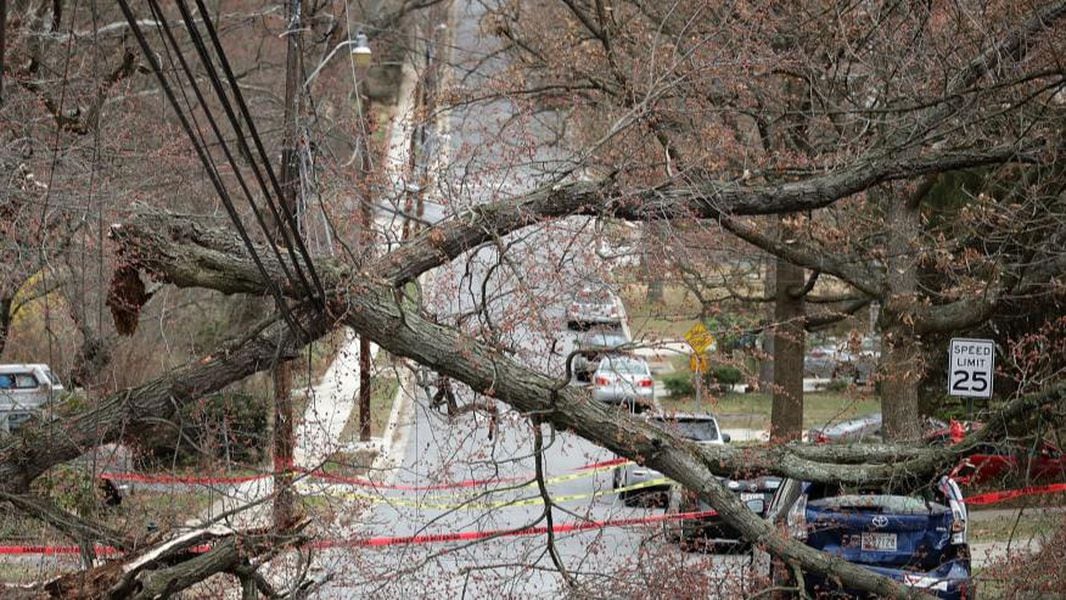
[312,509,720,549]
[575,457,629,471]
[0,545,121,556]
[964,482,1066,506]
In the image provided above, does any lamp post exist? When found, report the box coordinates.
[353,32,374,442]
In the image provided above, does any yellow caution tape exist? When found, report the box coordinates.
[297,462,629,502]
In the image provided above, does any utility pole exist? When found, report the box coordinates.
[273,0,303,530]
[353,35,374,441]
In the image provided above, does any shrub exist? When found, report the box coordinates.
[710,365,743,386]
[825,378,850,393]
[138,391,269,468]
[661,372,695,398]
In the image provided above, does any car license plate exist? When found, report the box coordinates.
[861,532,897,551]
[740,493,762,501]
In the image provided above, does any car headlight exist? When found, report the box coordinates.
[726,480,741,490]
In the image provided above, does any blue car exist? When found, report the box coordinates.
[761,476,974,599]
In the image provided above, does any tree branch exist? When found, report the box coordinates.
[374,144,1036,285]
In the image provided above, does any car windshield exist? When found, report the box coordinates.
[804,481,949,506]
[655,417,719,442]
[600,357,647,375]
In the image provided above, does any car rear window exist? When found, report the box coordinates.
[807,494,948,515]
[601,357,647,375]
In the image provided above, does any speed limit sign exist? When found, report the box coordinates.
[948,338,994,398]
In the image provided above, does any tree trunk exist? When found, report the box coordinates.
[880,197,923,441]
[771,257,804,441]
[642,223,665,303]
[0,295,11,358]
[758,257,775,389]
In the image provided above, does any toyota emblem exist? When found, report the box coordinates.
[871,515,889,528]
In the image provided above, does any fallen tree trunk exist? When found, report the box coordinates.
[35,522,308,599]
[102,211,1066,598]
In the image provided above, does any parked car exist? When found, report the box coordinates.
[566,283,623,331]
[758,476,974,599]
[810,414,952,445]
[926,423,1066,485]
[804,337,880,383]
[664,475,781,552]
[0,364,65,434]
[612,413,729,503]
[591,355,655,412]
[572,328,631,382]
[808,413,883,444]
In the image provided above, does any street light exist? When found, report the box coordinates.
[351,31,372,70]
[303,31,373,88]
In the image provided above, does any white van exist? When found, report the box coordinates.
[0,364,65,433]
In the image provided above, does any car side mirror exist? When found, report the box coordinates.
[722,433,732,443]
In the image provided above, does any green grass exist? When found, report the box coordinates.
[660,391,880,431]
[338,352,401,442]
[0,561,68,584]
[969,510,1063,543]
[620,283,704,341]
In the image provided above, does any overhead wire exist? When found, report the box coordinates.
[188,0,328,303]
[115,0,305,336]
[143,0,313,307]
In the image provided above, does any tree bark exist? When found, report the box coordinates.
[758,258,775,389]
[771,256,804,441]
[94,204,1066,598]
[880,196,923,441]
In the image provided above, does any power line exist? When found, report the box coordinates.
[189,0,327,304]
[115,0,304,336]
[144,0,313,305]
[175,0,324,304]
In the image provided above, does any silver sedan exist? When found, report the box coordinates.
[591,355,655,411]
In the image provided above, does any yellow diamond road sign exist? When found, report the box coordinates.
[684,323,715,354]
